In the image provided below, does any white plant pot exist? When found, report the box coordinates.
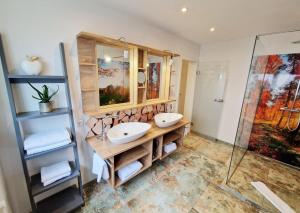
[39,102,53,113]
[21,58,42,75]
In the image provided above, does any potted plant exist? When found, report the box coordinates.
[28,82,59,113]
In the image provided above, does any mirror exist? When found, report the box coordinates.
[96,44,130,106]
[147,54,163,100]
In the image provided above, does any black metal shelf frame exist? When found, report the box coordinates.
[0,33,84,212]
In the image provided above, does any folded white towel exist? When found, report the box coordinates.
[92,153,109,182]
[164,142,177,153]
[117,161,143,182]
[43,171,71,186]
[24,128,70,150]
[41,161,71,183]
[26,140,71,155]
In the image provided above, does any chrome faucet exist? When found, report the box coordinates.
[97,114,118,140]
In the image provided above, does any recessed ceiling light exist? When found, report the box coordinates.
[210,27,215,32]
[181,7,187,13]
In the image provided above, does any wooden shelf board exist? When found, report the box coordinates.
[152,156,160,162]
[24,142,76,160]
[16,107,70,121]
[163,132,181,145]
[78,32,180,57]
[115,165,150,187]
[80,70,97,74]
[161,149,177,160]
[8,74,66,84]
[138,87,146,89]
[31,161,79,196]
[81,88,98,92]
[36,185,83,213]
[85,99,176,116]
[79,63,96,66]
[114,146,149,171]
[138,67,146,70]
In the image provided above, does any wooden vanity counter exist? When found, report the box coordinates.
[87,119,189,187]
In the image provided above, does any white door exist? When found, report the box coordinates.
[192,62,228,138]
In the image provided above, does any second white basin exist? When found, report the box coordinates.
[107,122,151,144]
[154,113,183,128]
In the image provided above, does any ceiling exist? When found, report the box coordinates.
[101,0,300,45]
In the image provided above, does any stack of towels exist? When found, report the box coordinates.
[164,142,177,154]
[117,161,143,182]
[41,161,71,186]
[24,128,71,155]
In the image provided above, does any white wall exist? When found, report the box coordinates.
[0,0,200,212]
[196,37,255,144]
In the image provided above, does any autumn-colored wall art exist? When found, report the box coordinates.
[147,62,161,99]
[248,53,300,167]
[98,58,130,106]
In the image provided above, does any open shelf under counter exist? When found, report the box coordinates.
[115,165,150,187]
[163,132,181,145]
[114,146,149,171]
[161,148,177,160]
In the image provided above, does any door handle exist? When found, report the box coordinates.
[214,98,224,103]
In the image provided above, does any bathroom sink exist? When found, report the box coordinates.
[107,122,151,144]
[154,113,183,128]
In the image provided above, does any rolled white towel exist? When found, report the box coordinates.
[92,153,109,182]
[24,128,70,150]
[117,161,143,182]
[164,142,177,153]
[41,161,71,183]
[43,171,71,186]
[26,139,71,155]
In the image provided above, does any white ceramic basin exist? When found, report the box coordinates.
[107,122,151,144]
[154,113,183,128]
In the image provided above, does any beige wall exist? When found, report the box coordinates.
[0,0,200,212]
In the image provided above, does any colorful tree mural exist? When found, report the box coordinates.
[248,53,300,167]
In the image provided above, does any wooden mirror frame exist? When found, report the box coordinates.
[77,32,178,116]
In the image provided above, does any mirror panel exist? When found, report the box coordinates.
[96,44,130,106]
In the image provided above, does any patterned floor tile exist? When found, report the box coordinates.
[193,184,260,213]
[79,133,299,213]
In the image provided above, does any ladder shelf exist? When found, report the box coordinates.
[0,33,84,212]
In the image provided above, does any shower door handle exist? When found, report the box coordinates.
[214,98,224,103]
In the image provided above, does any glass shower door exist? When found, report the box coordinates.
[226,36,265,180]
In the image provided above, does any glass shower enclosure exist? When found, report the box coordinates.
[226,30,300,211]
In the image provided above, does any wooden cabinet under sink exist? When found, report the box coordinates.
[87,120,189,188]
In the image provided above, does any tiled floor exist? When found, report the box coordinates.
[79,133,299,213]
[227,151,300,212]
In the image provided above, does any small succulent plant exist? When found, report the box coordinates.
[28,82,59,103]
